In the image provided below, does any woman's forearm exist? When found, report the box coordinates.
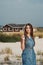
[21,39,25,50]
[21,35,25,50]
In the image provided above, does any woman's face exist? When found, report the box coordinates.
[25,25,31,34]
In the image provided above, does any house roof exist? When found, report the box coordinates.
[3,24,25,28]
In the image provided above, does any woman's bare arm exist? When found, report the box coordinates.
[21,35,25,51]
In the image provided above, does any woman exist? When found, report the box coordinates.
[21,23,36,65]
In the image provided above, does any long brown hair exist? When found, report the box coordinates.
[24,23,33,37]
[24,23,35,46]
[23,23,35,46]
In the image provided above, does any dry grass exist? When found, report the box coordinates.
[34,31,43,38]
[0,31,43,38]
[2,32,24,36]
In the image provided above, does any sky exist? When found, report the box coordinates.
[0,0,43,27]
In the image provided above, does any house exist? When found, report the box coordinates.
[3,23,38,32]
[3,24,25,32]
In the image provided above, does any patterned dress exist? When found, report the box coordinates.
[22,36,36,65]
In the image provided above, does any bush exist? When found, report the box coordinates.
[0,34,21,42]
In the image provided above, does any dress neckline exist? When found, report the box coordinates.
[26,35,31,39]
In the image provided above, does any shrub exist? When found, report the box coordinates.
[0,33,21,42]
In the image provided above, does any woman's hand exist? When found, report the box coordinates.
[21,35,25,40]
[21,35,25,51]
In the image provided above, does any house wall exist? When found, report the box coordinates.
[3,25,13,32]
[3,25,24,32]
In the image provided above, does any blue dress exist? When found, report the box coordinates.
[22,36,36,65]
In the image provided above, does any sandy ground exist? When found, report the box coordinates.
[0,38,43,55]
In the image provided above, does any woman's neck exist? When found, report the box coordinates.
[26,34,31,38]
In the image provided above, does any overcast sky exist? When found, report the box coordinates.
[0,0,43,27]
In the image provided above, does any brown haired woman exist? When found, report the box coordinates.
[21,23,36,65]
